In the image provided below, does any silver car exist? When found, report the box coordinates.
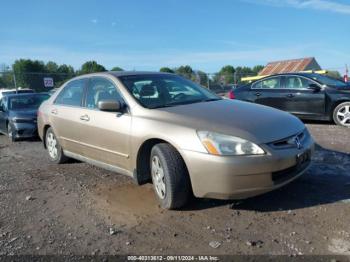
[38,72,314,209]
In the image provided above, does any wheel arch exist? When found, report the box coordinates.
[331,99,350,116]
[133,138,190,186]
[42,124,51,148]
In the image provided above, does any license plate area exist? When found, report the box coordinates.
[296,150,311,166]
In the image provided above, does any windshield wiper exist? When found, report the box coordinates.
[202,98,221,102]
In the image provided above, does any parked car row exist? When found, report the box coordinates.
[2,72,349,209]
[33,71,314,209]
[228,73,350,127]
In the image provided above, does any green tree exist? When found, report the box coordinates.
[252,65,264,75]
[326,70,342,80]
[160,67,174,73]
[54,64,76,88]
[0,64,13,88]
[235,66,255,83]
[12,59,47,90]
[79,61,106,74]
[111,66,124,71]
[194,70,209,87]
[45,61,59,73]
[57,64,75,75]
[175,65,194,80]
[215,65,235,85]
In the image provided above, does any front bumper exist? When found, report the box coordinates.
[181,137,314,200]
[12,122,38,139]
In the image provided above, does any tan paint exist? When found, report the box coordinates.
[38,72,314,200]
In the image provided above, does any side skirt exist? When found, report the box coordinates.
[63,150,133,177]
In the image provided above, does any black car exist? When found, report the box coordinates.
[0,93,50,141]
[230,73,350,127]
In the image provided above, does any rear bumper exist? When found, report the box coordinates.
[181,138,314,200]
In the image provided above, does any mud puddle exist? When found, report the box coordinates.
[90,183,161,227]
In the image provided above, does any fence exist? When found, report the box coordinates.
[0,71,76,92]
[0,71,259,95]
[0,69,344,95]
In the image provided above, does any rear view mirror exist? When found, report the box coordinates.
[98,100,122,112]
[308,83,321,92]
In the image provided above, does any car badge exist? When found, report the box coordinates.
[294,136,303,150]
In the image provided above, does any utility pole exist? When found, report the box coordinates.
[345,64,349,83]
[207,73,210,90]
[13,71,18,92]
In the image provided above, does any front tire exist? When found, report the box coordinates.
[150,143,191,209]
[333,102,350,127]
[45,127,68,164]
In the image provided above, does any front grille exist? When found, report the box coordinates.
[14,118,36,123]
[268,130,307,150]
[272,151,311,184]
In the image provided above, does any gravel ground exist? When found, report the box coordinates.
[0,122,349,256]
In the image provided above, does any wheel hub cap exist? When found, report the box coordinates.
[47,133,58,159]
[151,156,166,199]
[337,105,350,126]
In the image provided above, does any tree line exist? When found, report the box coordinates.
[0,59,342,91]
[0,60,126,91]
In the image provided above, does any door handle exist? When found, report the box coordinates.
[51,109,58,115]
[286,94,295,98]
[80,114,90,121]
[255,92,261,97]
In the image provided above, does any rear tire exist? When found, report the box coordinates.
[45,127,68,164]
[150,143,191,209]
[7,123,16,142]
[333,102,350,127]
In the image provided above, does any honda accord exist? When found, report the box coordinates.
[37,72,314,209]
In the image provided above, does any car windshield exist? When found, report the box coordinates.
[310,74,347,87]
[119,74,221,109]
[8,94,49,110]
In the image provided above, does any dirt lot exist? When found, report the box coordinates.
[0,122,350,257]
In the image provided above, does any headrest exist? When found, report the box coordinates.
[140,85,156,97]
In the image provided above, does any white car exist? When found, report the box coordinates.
[0,88,35,100]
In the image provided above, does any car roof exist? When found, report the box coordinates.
[247,72,326,85]
[73,71,174,80]
[259,72,319,78]
[4,93,48,98]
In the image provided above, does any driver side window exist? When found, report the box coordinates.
[85,77,124,109]
[285,76,314,89]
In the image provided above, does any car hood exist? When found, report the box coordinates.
[149,99,304,144]
[9,109,37,119]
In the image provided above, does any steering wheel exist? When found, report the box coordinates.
[172,93,187,100]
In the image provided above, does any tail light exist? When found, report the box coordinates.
[228,90,235,99]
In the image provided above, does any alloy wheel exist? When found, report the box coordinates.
[151,155,166,199]
[47,132,58,159]
[336,105,350,127]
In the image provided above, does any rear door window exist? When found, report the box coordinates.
[253,77,281,89]
[55,79,86,107]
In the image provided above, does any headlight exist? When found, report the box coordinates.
[197,131,265,156]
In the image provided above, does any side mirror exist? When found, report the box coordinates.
[98,100,123,112]
[308,83,321,92]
